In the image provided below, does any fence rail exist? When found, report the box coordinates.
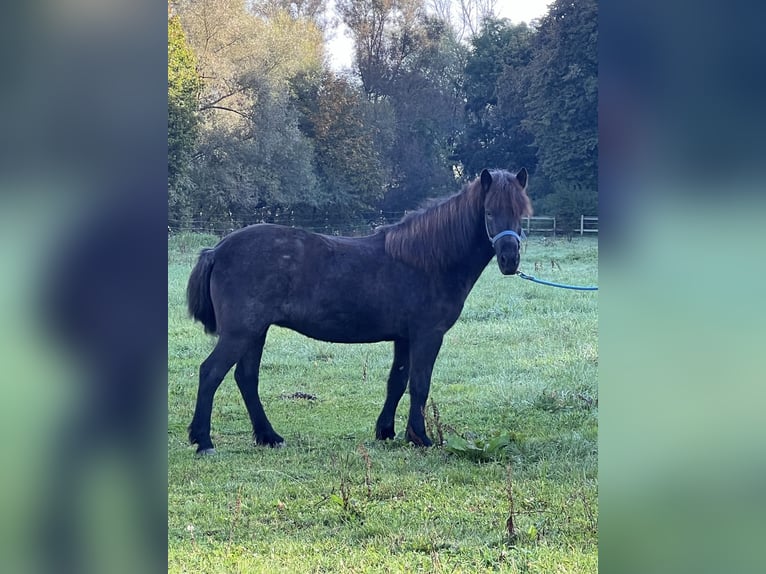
[522,216,556,235]
[168,215,599,237]
[579,215,598,235]
[520,215,598,236]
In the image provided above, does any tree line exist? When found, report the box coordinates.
[168,0,597,235]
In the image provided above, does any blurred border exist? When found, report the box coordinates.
[600,1,766,572]
[3,1,765,572]
[0,2,167,573]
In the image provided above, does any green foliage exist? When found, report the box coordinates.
[336,0,406,99]
[169,1,598,235]
[184,84,321,231]
[444,431,516,461]
[168,234,598,572]
[168,14,202,218]
[538,185,598,235]
[338,1,468,214]
[291,71,386,221]
[457,18,537,179]
[456,6,598,226]
[383,15,468,211]
[523,0,598,210]
[249,0,327,22]
[170,0,326,230]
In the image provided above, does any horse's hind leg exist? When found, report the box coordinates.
[375,339,410,440]
[234,330,284,447]
[188,335,249,454]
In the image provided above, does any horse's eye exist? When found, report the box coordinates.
[485,211,493,219]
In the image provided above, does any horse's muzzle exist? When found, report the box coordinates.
[496,251,520,275]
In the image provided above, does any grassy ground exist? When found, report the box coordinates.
[168,232,598,573]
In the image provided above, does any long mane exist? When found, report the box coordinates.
[382,178,485,272]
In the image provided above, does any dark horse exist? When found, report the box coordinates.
[187,168,532,453]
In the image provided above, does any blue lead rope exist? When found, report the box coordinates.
[516,271,598,291]
[488,227,597,290]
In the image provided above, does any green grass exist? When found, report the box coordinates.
[168,232,598,573]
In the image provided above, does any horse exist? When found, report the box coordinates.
[186,168,532,454]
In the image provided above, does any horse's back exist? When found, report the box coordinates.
[213,223,381,273]
[208,224,395,337]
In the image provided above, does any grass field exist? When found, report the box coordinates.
[168,232,598,573]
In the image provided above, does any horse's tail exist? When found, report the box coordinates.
[187,248,217,335]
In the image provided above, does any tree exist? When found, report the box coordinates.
[178,0,324,122]
[456,17,537,179]
[291,71,387,222]
[523,0,598,229]
[336,0,420,100]
[338,0,467,214]
[168,0,597,233]
[425,0,497,41]
[381,15,467,212]
[168,13,202,219]
[456,0,497,39]
[249,0,328,22]
[186,82,321,230]
[171,0,327,229]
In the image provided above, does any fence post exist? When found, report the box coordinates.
[553,217,556,237]
[580,215,584,236]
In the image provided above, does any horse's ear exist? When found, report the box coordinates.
[516,167,528,189]
[480,169,492,193]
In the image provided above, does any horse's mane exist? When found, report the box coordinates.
[382,170,532,272]
[382,178,485,272]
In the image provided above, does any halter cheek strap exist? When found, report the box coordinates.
[489,229,526,247]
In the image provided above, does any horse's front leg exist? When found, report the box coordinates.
[405,333,444,447]
[375,338,410,440]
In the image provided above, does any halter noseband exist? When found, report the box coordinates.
[484,208,526,247]
[489,229,525,247]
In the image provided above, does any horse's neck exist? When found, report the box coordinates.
[384,186,492,276]
[457,239,495,294]
[440,200,495,293]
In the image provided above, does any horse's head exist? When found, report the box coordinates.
[480,168,533,275]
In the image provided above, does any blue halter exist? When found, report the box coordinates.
[489,229,526,247]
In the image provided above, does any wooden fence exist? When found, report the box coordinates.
[579,215,598,235]
[522,216,556,235]
[169,215,599,237]
[520,215,598,236]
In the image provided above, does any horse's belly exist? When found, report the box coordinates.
[277,309,396,344]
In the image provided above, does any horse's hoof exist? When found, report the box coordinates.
[376,427,396,440]
[195,447,217,456]
[406,427,433,447]
[255,433,285,448]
